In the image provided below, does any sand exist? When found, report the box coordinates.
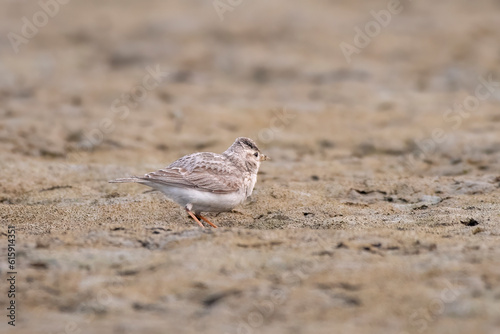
[1,0,500,333]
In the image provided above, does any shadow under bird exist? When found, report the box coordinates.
[109,137,269,228]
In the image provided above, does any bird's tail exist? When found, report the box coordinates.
[108,177,142,184]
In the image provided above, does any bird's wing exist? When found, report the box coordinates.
[139,153,241,194]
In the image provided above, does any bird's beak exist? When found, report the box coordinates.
[260,154,270,161]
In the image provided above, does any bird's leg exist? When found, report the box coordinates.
[198,214,218,228]
[186,208,205,228]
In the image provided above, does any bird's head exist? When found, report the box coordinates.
[224,137,269,172]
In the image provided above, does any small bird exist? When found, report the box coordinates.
[109,137,269,228]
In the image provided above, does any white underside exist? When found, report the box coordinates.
[144,182,248,213]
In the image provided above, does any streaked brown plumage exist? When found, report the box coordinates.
[109,137,269,228]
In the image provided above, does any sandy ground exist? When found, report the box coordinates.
[1,1,500,333]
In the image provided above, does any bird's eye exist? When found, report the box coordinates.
[254,152,259,157]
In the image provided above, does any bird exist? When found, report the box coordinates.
[109,137,269,228]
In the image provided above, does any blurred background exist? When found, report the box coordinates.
[1,0,499,169]
[1,1,500,333]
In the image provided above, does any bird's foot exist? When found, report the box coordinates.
[185,209,218,228]
[186,209,205,228]
[198,214,218,228]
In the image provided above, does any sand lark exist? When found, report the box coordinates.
[109,137,269,228]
